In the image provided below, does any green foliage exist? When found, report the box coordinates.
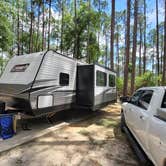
[20,32,43,54]
[117,72,161,96]
[0,1,13,51]
[58,2,101,60]
[135,72,160,89]
[128,63,133,73]
[116,77,123,95]
[0,55,8,75]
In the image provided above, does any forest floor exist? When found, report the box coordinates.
[0,103,139,166]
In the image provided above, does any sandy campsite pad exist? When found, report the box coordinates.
[0,103,139,166]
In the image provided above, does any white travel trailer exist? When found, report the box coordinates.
[0,50,116,116]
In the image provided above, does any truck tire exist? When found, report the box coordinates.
[121,111,126,132]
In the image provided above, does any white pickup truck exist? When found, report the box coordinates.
[121,87,166,166]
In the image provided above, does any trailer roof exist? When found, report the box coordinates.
[14,50,116,73]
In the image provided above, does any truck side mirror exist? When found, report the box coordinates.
[120,96,130,103]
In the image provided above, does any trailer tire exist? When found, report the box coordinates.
[121,111,126,133]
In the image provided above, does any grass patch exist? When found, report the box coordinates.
[96,118,118,128]
[78,130,90,136]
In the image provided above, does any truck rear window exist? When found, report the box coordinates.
[11,64,29,72]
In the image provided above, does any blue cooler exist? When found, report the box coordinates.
[0,115,14,140]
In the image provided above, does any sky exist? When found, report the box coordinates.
[115,0,165,30]
[51,0,165,33]
[105,0,165,71]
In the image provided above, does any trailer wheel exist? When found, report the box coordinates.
[120,110,126,133]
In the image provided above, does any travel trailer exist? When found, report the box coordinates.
[0,50,116,116]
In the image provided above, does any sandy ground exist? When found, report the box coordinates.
[0,103,139,166]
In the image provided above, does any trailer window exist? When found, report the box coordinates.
[11,64,29,72]
[161,91,166,108]
[59,73,69,86]
[96,70,107,86]
[109,74,115,87]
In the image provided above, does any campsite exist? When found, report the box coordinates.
[0,0,166,166]
[0,103,140,166]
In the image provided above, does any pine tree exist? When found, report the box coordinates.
[130,0,138,94]
[123,0,131,96]
[162,0,166,84]
[110,0,115,70]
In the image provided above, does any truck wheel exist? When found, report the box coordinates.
[121,111,126,133]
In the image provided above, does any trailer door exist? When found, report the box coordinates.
[76,65,94,107]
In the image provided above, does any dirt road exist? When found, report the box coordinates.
[0,103,139,166]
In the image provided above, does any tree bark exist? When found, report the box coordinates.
[162,0,166,85]
[98,0,101,51]
[87,0,91,63]
[48,0,51,50]
[110,0,115,70]
[116,31,120,77]
[60,0,64,53]
[42,0,45,51]
[123,0,130,96]
[73,0,78,58]
[105,33,108,67]
[139,23,142,76]
[160,36,164,73]
[17,0,20,55]
[36,3,41,52]
[130,0,138,94]
[156,0,160,76]
[29,0,33,53]
[143,0,146,73]
[152,43,155,73]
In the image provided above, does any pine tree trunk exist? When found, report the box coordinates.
[156,0,160,76]
[17,0,20,55]
[110,0,115,70]
[123,0,131,96]
[143,0,146,73]
[42,0,45,51]
[139,24,142,76]
[162,0,166,85]
[60,0,64,53]
[105,33,108,67]
[21,3,24,55]
[160,36,164,73]
[116,31,120,77]
[130,0,138,94]
[36,4,40,52]
[21,23,23,54]
[98,0,101,50]
[87,0,91,63]
[48,0,51,50]
[73,0,78,58]
[32,18,34,52]
[29,0,33,53]
[25,2,29,52]
[152,44,155,73]
[11,0,15,54]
